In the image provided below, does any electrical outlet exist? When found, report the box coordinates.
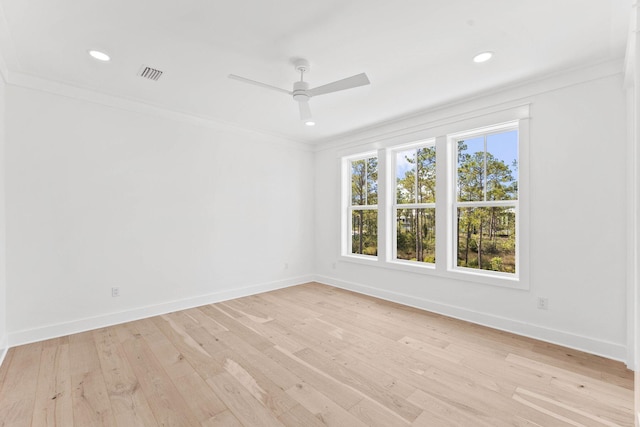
[111,287,120,297]
[537,297,548,310]
[284,263,289,270]
[332,262,336,269]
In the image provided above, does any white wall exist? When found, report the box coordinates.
[630,3,640,422]
[0,60,633,374]
[315,66,629,362]
[5,85,315,345]
[0,70,6,362]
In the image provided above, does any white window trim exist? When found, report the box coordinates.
[341,151,379,261]
[448,122,520,279]
[340,113,530,291]
[389,139,437,266]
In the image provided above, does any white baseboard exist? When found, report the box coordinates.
[5,274,631,369]
[0,334,7,368]
[8,275,313,348]
[313,275,629,366]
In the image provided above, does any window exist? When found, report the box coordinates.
[341,116,527,288]
[347,155,378,257]
[452,126,518,275]
[393,142,436,264]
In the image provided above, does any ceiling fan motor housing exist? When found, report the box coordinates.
[292,81,310,102]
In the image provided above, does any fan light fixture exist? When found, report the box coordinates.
[473,51,493,63]
[88,50,111,62]
[229,58,370,124]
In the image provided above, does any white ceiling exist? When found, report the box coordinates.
[0,0,632,144]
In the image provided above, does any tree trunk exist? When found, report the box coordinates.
[465,221,471,266]
[358,210,364,254]
[416,210,422,261]
[478,218,483,268]
[490,209,496,242]
[457,211,461,262]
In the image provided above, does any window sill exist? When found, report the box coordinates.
[445,267,527,290]
[339,255,528,290]
[386,259,436,274]
[340,254,378,266]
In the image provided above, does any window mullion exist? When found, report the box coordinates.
[457,200,518,208]
[351,205,378,211]
[435,136,448,272]
[377,148,387,262]
[395,203,434,209]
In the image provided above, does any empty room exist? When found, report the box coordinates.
[0,1,639,426]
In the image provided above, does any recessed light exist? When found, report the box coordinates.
[473,51,493,63]
[88,50,111,62]
[304,121,316,126]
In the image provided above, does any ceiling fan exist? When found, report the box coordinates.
[228,58,370,126]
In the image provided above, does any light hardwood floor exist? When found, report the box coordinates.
[0,282,634,426]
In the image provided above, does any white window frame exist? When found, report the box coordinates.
[448,122,521,281]
[339,110,529,290]
[389,139,437,268]
[342,151,379,261]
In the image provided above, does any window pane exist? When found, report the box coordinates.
[417,146,436,203]
[396,208,435,263]
[351,210,378,256]
[456,207,516,273]
[351,159,366,205]
[457,136,485,202]
[366,157,378,204]
[396,149,415,204]
[486,130,518,201]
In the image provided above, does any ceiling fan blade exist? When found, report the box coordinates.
[228,74,292,95]
[299,100,312,121]
[307,73,370,97]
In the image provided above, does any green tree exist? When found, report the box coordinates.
[396,147,436,262]
[456,142,517,272]
[351,158,378,255]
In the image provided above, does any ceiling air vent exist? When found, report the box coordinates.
[138,65,163,81]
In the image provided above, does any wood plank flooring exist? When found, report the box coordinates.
[0,282,634,426]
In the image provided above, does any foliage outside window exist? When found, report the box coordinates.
[394,143,436,264]
[455,128,518,274]
[349,156,378,256]
[342,119,524,286]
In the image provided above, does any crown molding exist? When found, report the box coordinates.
[315,58,625,153]
[0,0,313,152]
[6,70,315,152]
